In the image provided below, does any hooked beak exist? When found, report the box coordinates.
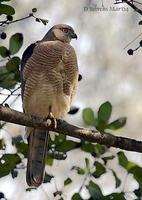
[70,32,78,40]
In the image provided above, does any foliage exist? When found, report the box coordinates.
[0,0,142,199]
[0,154,21,177]
[83,101,126,131]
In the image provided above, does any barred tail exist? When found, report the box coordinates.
[26,128,49,187]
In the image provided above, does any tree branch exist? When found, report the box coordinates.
[0,105,142,153]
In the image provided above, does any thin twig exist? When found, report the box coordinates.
[0,93,20,96]
[1,86,21,104]
[79,174,89,193]
[9,94,21,106]
[0,14,33,27]
[123,32,142,49]
[133,0,142,6]
[79,164,95,193]
[115,0,142,15]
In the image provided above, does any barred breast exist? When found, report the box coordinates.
[22,40,78,118]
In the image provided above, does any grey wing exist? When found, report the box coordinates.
[20,42,37,100]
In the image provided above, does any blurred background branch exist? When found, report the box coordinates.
[114,0,142,15]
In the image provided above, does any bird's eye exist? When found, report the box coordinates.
[62,28,68,33]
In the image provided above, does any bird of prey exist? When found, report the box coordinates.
[21,24,78,187]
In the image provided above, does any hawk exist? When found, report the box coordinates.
[21,24,78,187]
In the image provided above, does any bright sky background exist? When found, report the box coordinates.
[0,0,142,199]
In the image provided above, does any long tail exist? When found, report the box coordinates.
[26,128,49,187]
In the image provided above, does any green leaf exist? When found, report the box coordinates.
[94,144,107,157]
[0,4,15,15]
[107,117,127,130]
[49,151,67,160]
[102,193,126,200]
[0,46,9,57]
[82,108,95,126]
[0,77,17,89]
[111,170,121,188]
[81,141,95,154]
[72,193,83,200]
[118,152,142,187]
[93,161,106,178]
[9,33,23,54]
[97,101,112,131]
[86,180,103,200]
[43,173,54,183]
[0,63,20,89]
[15,142,28,157]
[72,166,85,175]
[117,152,128,168]
[127,161,138,171]
[46,156,54,166]
[128,165,142,188]
[6,56,20,72]
[14,70,20,82]
[102,155,115,164]
[0,66,9,77]
[55,140,78,152]
[48,134,66,147]
[81,141,107,157]
[64,177,72,186]
[85,158,90,173]
[0,67,17,89]
[49,134,78,153]
[54,134,66,144]
[40,18,49,25]
[0,154,21,178]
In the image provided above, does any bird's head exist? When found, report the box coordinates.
[42,24,77,43]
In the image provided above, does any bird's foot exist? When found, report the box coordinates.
[46,112,57,130]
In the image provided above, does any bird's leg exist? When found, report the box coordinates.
[47,112,57,129]
[46,106,57,130]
